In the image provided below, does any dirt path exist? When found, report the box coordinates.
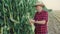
[48,11,60,34]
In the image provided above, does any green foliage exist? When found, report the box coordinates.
[0,0,36,34]
[0,0,49,34]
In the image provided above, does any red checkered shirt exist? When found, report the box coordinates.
[34,10,48,34]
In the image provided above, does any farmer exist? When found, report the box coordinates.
[29,1,48,34]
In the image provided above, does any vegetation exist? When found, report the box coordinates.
[0,0,48,34]
[0,0,36,34]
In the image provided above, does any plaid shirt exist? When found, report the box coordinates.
[34,10,48,34]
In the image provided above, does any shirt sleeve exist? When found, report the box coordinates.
[34,12,38,20]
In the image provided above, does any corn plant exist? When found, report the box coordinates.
[0,0,37,34]
[0,0,48,34]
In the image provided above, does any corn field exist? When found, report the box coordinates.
[0,0,48,34]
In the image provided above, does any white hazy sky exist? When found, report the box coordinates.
[39,0,60,10]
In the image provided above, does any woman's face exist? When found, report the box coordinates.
[36,6,42,12]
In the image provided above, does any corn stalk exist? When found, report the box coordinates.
[0,0,49,34]
[0,0,36,34]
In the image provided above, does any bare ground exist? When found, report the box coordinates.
[48,11,60,34]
